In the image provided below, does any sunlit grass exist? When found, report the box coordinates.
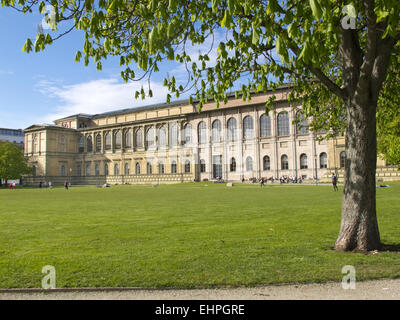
[0,181,399,288]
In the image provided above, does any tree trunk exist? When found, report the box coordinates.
[334,97,381,252]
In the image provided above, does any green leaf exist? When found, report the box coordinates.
[309,0,323,20]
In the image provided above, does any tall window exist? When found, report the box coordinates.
[200,159,206,173]
[230,157,236,172]
[212,119,222,143]
[281,154,289,170]
[320,152,328,168]
[300,154,308,169]
[147,162,152,174]
[146,128,155,147]
[60,165,66,176]
[114,163,119,175]
[184,123,192,145]
[136,128,143,148]
[296,111,309,134]
[277,112,290,136]
[124,163,130,175]
[198,121,207,144]
[105,132,111,150]
[115,131,122,149]
[227,117,237,142]
[158,161,165,174]
[125,129,132,148]
[95,163,100,176]
[169,123,178,146]
[158,126,166,147]
[260,114,272,138]
[86,164,91,176]
[86,135,93,152]
[246,156,253,171]
[263,156,270,171]
[185,160,191,173]
[171,160,177,173]
[33,135,39,153]
[96,134,101,152]
[77,164,82,176]
[78,136,84,153]
[135,162,141,175]
[32,165,37,176]
[105,163,109,176]
[243,116,254,140]
[59,135,66,152]
[340,151,346,168]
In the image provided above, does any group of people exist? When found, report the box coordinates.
[8,182,16,189]
[38,181,52,189]
[279,176,303,184]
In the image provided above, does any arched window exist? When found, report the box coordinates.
[263,156,270,171]
[260,114,272,138]
[243,116,254,140]
[77,164,82,176]
[320,152,328,168]
[114,163,119,176]
[95,163,100,176]
[227,117,237,142]
[104,163,109,176]
[277,112,290,136]
[146,127,155,147]
[135,162,141,175]
[125,129,132,148]
[281,155,289,170]
[115,131,122,149]
[124,163,130,175]
[185,160,191,173]
[296,110,309,135]
[147,162,152,174]
[169,123,178,146]
[96,134,101,152]
[86,135,93,152]
[230,157,236,172]
[300,154,308,169]
[340,151,346,168]
[212,119,222,143]
[136,128,143,148]
[171,160,177,174]
[198,121,207,144]
[158,161,165,174]
[86,164,91,176]
[184,123,192,145]
[158,126,166,147]
[105,132,111,150]
[246,156,253,171]
[78,136,84,153]
[200,159,206,173]
[60,165,66,176]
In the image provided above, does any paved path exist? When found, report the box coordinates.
[1,279,400,300]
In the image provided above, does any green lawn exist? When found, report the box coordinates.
[0,181,399,289]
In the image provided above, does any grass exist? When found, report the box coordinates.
[0,181,399,289]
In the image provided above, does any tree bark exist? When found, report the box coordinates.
[334,96,381,252]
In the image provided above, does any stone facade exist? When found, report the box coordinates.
[23,87,399,186]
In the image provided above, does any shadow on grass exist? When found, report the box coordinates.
[380,243,400,253]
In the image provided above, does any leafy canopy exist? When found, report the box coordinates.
[2,0,400,135]
[0,141,32,181]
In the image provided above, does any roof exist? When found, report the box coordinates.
[53,84,293,122]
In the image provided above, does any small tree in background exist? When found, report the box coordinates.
[0,141,32,185]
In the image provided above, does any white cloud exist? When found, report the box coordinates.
[35,77,172,123]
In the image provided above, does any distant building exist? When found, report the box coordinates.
[0,128,24,149]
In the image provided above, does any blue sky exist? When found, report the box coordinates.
[0,7,215,129]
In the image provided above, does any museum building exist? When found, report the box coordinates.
[23,86,396,185]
